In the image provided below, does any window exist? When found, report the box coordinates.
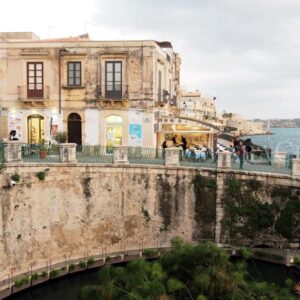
[67,62,81,86]
[27,62,43,98]
[105,61,122,99]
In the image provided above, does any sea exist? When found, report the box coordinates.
[242,128,300,156]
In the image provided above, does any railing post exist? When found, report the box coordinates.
[113,146,129,164]
[165,147,180,166]
[217,151,231,169]
[273,151,287,166]
[292,159,300,177]
[58,143,77,163]
[3,141,22,163]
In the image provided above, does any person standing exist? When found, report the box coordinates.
[172,135,178,146]
[236,141,245,169]
[245,138,252,160]
[162,140,167,159]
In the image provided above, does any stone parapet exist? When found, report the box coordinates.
[58,143,77,163]
[292,159,300,177]
[3,141,22,163]
[113,146,129,164]
[217,151,231,169]
[165,147,181,166]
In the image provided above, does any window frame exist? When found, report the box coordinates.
[105,61,122,99]
[67,61,82,87]
[27,62,44,98]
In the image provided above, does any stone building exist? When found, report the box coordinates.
[0,32,180,147]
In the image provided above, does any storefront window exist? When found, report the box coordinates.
[105,116,122,148]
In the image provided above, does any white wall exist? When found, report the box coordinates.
[85,109,99,145]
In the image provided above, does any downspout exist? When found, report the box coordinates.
[58,49,62,114]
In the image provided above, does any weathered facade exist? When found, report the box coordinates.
[0,33,181,147]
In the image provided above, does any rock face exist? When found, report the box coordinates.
[0,163,299,279]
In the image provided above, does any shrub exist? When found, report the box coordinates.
[79,261,87,268]
[50,269,60,278]
[87,258,95,266]
[55,131,68,143]
[41,271,48,278]
[143,249,159,257]
[36,171,46,181]
[11,173,20,182]
[238,247,253,260]
[294,256,300,266]
[69,263,76,271]
[14,276,30,287]
[31,273,39,281]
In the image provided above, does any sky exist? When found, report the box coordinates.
[1,0,300,119]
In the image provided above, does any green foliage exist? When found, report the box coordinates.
[41,271,48,278]
[50,269,60,278]
[79,261,87,268]
[11,173,20,182]
[294,256,300,266]
[87,258,95,267]
[31,273,39,281]
[79,240,297,300]
[238,247,253,260]
[141,207,151,222]
[69,263,76,271]
[36,171,46,181]
[223,177,300,243]
[192,175,216,239]
[55,131,68,143]
[14,276,30,287]
[143,249,159,258]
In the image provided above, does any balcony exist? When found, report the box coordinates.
[99,84,128,101]
[17,86,50,103]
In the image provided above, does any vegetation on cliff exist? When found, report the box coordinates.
[223,177,300,246]
[78,238,297,300]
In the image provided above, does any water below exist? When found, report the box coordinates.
[7,259,300,300]
[242,128,300,156]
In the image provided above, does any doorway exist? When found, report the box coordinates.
[105,115,122,147]
[68,113,82,145]
[27,115,45,144]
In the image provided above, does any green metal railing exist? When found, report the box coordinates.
[21,144,60,163]
[231,154,292,175]
[179,150,217,169]
[0,142,4,163]
[76,145,113,163]
[128,147,165,165]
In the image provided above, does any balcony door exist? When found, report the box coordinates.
[105,61,122,99]
[27,62,43,98]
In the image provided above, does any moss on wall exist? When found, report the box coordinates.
[192,174,216,240]
[222,177,300,246]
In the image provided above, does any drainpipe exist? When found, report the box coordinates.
[58,49,62,114]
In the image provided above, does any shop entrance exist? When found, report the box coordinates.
[27,115,45,144]
[68,113,82,145]
[105,116,122,148]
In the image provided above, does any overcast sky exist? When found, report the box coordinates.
[1,0,300,119]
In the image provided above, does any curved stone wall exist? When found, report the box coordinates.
[0,163,299,282]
